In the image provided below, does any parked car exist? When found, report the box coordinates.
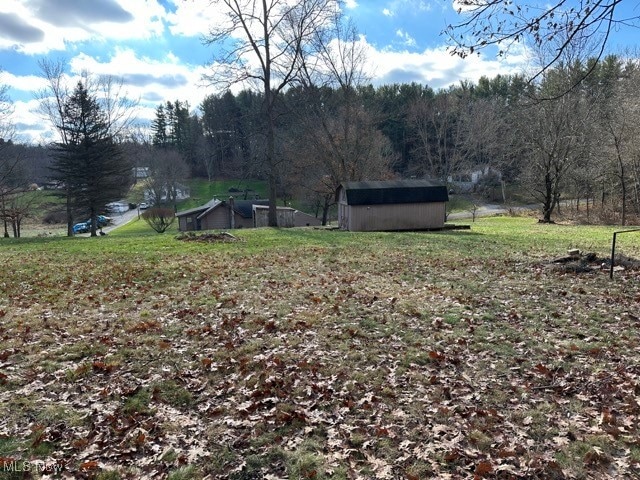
[72,222,89,234]
[106,202,129,213]
[139,202,149,210]
[81,215,111,228]
[94,215,111,227]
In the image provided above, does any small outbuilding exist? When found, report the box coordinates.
[176,198,268,231]
[336,179,449,231]
[176,197,321,231]
[252,205,296,228]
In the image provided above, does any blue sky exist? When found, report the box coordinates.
[0,0,636,144]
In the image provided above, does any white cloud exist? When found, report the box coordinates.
[1,0,534,144]
[0,0,167,55]
[8,47,216,144]
[165,1,223,38]
[451,0,476,13]
[383,8,395,17]
[361,37,530,89]
[67,48,212,112]
[2,71,47,94]
[12,98,53,144]
[396,29,417,48]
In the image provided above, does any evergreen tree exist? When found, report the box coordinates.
[151,104,168,147]
[50,81,131,236]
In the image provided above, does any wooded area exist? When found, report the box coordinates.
[2,55,640,235]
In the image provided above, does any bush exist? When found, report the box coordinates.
[142,207,176,233]
[42,210,67,224]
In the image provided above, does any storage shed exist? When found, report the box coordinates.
[336,180,449,231]
[176,197,321,231]
[252,205,296,228]
[176,198,269,231]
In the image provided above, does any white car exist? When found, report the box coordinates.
[139,202,149,210]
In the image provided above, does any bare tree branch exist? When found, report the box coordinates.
[444,0,637,87]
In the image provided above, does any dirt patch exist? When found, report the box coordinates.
[548,251,640,274]
[175,231,242,243]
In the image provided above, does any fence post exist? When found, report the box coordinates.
[610,229,640,279]
[609,232,617,280]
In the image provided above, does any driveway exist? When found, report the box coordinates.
[102,208,141,233]
[448,203,541,220]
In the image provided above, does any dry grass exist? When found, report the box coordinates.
[0,218,639,479]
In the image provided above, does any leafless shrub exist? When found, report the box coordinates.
[142,207,175,233]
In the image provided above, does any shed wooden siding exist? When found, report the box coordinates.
[179,213,199,232]
[345,202,446,231]
[199,207,230,230]
[253,206,295,228]
[336,180,448,231]
[235,216,254,229]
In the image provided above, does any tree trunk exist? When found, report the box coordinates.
[613,137,627,226]
[586,197,590,222]
[265,91,278,227]
[1,194,8,238]
[620,173,627,226]
[321,195,331,226]
[66,190,73,237]
[541,171,554,223]
[90,206,98,237]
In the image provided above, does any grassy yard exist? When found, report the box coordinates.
[0,217,639,479]
[176,179,268,211]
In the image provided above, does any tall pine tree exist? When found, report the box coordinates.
[50,81,131,236]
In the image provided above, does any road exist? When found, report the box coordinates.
[447,203,540,220]
[103,208,141,233]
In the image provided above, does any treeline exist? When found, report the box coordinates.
[2,54,640,234]
[140,55,640,224]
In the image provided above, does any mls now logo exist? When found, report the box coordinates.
[2,460,64,474]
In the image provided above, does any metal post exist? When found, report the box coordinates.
[610,232,617,280]
[609,228,640,279]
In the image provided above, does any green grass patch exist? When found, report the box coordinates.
[0,217,639,478]
[176,178,267,211]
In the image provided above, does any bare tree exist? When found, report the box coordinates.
[283,16,394,224]
[445,0,639,83]
[518,83,593,222]
[595,63,640,225]
[201,0,339,226]
[0,74,13,141]
[408,90,467,182]
[145,148,190,207]
[0,71,22,237]
[142,207,176,233]
[0,154,23,238]
[285,103,395,224]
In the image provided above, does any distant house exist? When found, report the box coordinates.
[336,179,449,231]
[176,197,321,231]
[448,166,501,193]
[132,167,150,180]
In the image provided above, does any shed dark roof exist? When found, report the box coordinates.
[176,198,219,217]
[176,198,270,219]
[338,180,448,206]
[233,199,269,218]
